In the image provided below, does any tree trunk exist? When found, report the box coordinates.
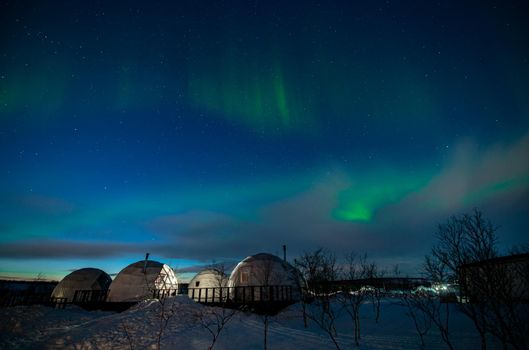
[302,302,308,328]
[264,315,268,350]
[375,297,381,323]
[478,330,487,350]
[354,311,360,346]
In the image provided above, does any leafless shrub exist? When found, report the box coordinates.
[367,262,384,323]
[193,263,236,350]
[398,292,432,347]
[425,208,529,350]
[121,320,134,350]
[337,252,373,347]
[295,248,342,349]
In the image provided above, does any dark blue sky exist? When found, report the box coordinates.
[1,0,528,280]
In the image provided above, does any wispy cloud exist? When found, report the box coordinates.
[1,132,528,274]
[414,132,529,211]
[0,240,142,259]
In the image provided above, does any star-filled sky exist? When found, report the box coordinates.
[1,1,528,281]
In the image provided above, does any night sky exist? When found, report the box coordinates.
[1,1,528,280]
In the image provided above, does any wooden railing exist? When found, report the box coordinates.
[72,290,108,303]
[188,285,294,304]
[1,285,297,314]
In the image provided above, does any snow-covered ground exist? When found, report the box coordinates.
[0,296,498,349]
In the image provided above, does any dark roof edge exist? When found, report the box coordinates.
[459,252,529,269]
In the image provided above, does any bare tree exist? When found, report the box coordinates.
[337,252,373,346]
[393,264,432,347]
[121,321,135,350]
[155,296,180,350]
[254,255,283,350]
[366,262,384,323]
[193,263,237,350]
[296,248,342,349]
[424,208,529,350]
[295,248,340,286]
[398,291,432,347]
[119,289,181,350]
[418,289,454,350]
[309,295,343,350]
[151,266,182,350]
[126,263,181,350]
[34,272,46,281]
[428,209,498,274]
[295,248,341,329]
[471,257,529,350]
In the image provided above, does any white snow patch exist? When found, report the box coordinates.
[0,297,501,349]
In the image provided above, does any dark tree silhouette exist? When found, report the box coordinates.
[295,248,342,349]
[425,208,529,350]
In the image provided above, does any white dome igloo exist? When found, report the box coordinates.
[51,268,111,302]
[188,268,229,302]
[228,253,303,301]
[107,260,178,302]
